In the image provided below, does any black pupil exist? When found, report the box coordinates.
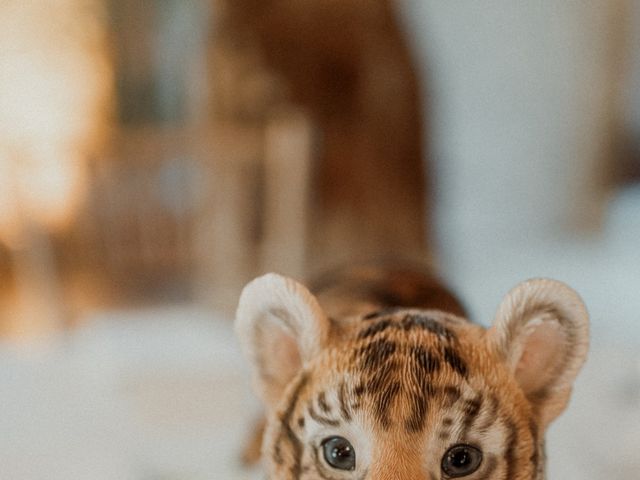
[442,444,482,477]
[322,436,356,471]
[451,449,471,467]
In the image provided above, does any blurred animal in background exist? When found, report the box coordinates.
[212,0,429,273]
[236,265,589,479]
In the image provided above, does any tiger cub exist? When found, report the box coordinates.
[235,265,589,479]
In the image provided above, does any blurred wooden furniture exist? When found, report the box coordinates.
[208,0,431,300]
[193,114,315,312]
[69,116,314,313]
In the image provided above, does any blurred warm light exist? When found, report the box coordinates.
[0,0,113,336]
[0,0,112,245]
[0,148,88,247]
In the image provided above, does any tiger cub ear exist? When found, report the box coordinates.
[236,273,331,410]
[486,279,589,428]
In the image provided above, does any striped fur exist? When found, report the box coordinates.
[236,266,589,479]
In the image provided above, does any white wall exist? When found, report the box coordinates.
[400,1,628,253]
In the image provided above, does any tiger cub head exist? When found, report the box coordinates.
[236,274,589,479]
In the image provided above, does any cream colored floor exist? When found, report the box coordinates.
[0,309,262,480]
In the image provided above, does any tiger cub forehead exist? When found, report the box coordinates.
[304,308,523,437]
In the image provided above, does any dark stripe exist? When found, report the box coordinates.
[358,319,393,339]
[411,345,441,374]
[504,419,519,480]
[366,359,398,394]
[359,339,397,371]
[401,314,455,339]
[477,393,499,433]
[317,391,331,414]
[360,350,403,428]
[338,382,352,422]
[404,346,438,433]
[529,419,539,472]
[373,381,401,428]
[308,404,340,427]
[461,395,483,434]
[443,347,468,377]
[441,386,462,406]
[359,312,456,341]
[273,373,309,475]
[405,390,429,433]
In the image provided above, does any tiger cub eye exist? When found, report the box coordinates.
[322,436,356,471]
[441,444,482,477]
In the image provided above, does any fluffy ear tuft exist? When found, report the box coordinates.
[487,279,589,427]
[236,273,330,410]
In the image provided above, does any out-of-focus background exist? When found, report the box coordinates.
[0,1,639,479]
